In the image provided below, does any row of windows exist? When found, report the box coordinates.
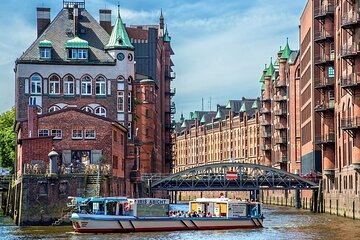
[28,74,133,96]
[40,48,88,60]
[38,129,96,140]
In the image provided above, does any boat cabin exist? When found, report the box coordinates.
[128,198,170,217]
[189,198,261,218]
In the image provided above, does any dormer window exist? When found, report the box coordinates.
[38,39,52,60]
[66,36,89,60]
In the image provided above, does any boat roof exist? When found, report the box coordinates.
[191,198,254,204]
[68,196,128,203]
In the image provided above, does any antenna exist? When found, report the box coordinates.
[202,98,204,111]
[209,97,212,111]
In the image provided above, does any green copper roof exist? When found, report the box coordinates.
[180,112,185,122]
[181,121,187,128]
[200,114,206,124]
[265,59,274,77]
[163,27,171,42]
[274,57,279,66]
[259,74,264,83]
[240,103,246,113]
[105,11,134,50]
[214,110,223,120]
[251,100,258,109]
[261,83,265,91]
[39,39,52,48]
[192,111,199,119]
[280,39,291,60]
[225,101,232,109]
[66,36,89,49]
[189,112,193,119]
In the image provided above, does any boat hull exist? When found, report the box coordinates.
[71,214,263,233]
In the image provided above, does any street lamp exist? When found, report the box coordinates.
[48,149,59,175]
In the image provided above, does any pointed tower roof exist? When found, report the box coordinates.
[180,112,185,123]
[261,82,265,91]
[214,109,223,120]
[105,7,134,50]
[240,103,247,113]
[163,26,171,42]
[181,121,187,128]
[280,38,291,60]
[265,58,274,77]
[160,8,164,20]
[200,114,206,124]
[274,57,279,66]
[192,111,199,119]
[259,74,264,83]
[251,100,258,109]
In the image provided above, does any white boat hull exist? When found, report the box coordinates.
[71,214,263,233]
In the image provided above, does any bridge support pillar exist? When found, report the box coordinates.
[295,189,301,209]
[312,189,318,213]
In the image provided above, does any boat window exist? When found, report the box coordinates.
[106,202,117,215]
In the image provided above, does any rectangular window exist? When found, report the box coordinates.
[77,49,88,59]
[113,130,118,142]
[51,129,62,139]
[64,81,74,95]
[40,48,51,59]
[121,134,124,145]
[113,155,118,169]
[128,92,132,112]
[128,122,132,139]
[72,129,83,139]
[328,67,334,77]
[84,129,96,139]
[117,91,124,112]
[49,81,60,95]
[71,49,77,59]
[38,129,49,137]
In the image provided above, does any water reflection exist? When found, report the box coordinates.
[1,205,360,240]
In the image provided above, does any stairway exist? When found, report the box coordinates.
[51,207,75,226]
[85,175,99,198]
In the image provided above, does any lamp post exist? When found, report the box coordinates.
[48,149,59,175]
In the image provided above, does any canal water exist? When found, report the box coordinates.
[1,205,359,240]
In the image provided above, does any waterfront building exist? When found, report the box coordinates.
[11,0,175,224]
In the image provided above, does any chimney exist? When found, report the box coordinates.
[99,9,112,34]
[37,7,51,37]
[27,105,38,138]
[73,5,79,35]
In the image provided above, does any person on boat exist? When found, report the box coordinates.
[219,193,225,198]
[206,212,212,218]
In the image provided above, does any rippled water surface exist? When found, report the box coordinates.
[1,205,360,240]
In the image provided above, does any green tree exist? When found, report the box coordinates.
[0,107,15,170]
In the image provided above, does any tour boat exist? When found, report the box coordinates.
[69,197,263,233]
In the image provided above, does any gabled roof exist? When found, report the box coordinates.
[105,11,134,50]
[19,9,114,63]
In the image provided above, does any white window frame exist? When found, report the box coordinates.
[51,129,62,139]
[49,75,60,95]
[81,76,92,95]
[48,105,61,112]
[82,106,93,113]
[128,122,132,139]
[64,75,74,95]
[128,92,132,112]
[117,91,124,112]
[31,74,42,94]
[84,129,96,139]
[77,49,88,59]
[95,107,106,117]
[71,49,77,59]
[38,129,49,137]
[40,48,51,59]
[95,77,106,95]
[72,129,83,139]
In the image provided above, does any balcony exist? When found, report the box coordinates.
[314,100,335,112]
[315,132,335,145]
[262,131,272,138]
[341,117,360,130]
[260,120,271,126]
[261,96,271,102]
[340,73,360,89]
[275,137,287,145]
[262,144,271,151]
[273,95,288,102]
[165,88,176,97]
[340,43,359,59]
[274,108,287,116]
[165,69,176,80]
[275,156,288,164]
[314,29,334,43]
[341,12,360,29]
[274,123,287,130]
[314,3,334,20]
[314,77,334,89]
[275,81,287,88]
[314,53,334,66]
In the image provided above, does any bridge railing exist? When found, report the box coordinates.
[141,173,171,181]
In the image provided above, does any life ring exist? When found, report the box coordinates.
[124,202,131,212]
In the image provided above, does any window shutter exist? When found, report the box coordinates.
[62,150,72,164]
[91,150,102,164]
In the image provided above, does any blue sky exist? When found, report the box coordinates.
[0,0,307,119]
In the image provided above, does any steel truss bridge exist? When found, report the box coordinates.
[145,163,319,191]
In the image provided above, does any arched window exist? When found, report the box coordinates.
[94,107,106,117]
[82,106,93,113]
[37,106,42,115]
[48,105,61,112]
[64,75,74,95]
[95,76,106,95]
[81,76,92,95]
[31,74,42,94]
[49,75,60,95]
